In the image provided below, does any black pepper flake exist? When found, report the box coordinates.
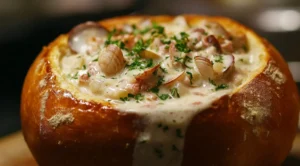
[172,144,180,152]
[162,126,169,132]
[154,148,164,159]
[176,129,184,138]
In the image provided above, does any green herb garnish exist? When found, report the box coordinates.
[160,66,168,73]
[170,88,180,98]
[214,55,224,63]
[209,78,229,91]
[171,32,191,53]
[159,94,170,100]
[186,71,193,84]
[127,58,153,70]
[71,72,78,79]
[215,84,229,91]
[121,93,145,102]
[120,97,129,102]
[161,39,171,44]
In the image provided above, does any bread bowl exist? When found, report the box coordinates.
[21,15,300,166]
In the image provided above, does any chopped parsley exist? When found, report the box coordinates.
[159,66,168,73]
[134,22,165,36]
[152,23,165,35]
[120,97,130,102]
[172,32,191,53]
[132,39,148,53]
[170,88,180,98]
[120,93,145,102]
[161,39,171,44]
[150,76,165,94]
[71,72,78,79]
[150,87,160,94]
[104,28,117,45]
[111,40,126,49]
[209,78,229,91]
[183,56,192,68]
[215,84,229,91]
[174,56,183,63]
[92,58,98,62]
[82,64,86,70]
[134,93,145,102]
[214,55,224,63]
[87,72,91,77]
[159,94,170,100]
[127,58,153,70]
[209,78,217,86]
[186,71,193,84]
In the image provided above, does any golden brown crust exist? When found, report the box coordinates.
[21,15,300,166]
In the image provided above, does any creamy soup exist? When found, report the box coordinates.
[58,16,264,166]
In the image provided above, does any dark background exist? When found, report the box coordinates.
[0,0,299,164]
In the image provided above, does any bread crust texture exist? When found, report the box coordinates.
[21,15,300,166]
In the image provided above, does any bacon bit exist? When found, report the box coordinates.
[192,101,202,105]
[203,35,222,53]
[79,74,90,84]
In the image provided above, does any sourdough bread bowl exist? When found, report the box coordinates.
[21,15,300,166]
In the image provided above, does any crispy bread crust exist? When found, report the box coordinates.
[21,15,300,166]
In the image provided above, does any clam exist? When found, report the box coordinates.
[212,54,235,77]
[135,65,160,81]
[68,21,108,54]
[221,54,235,75]
[98,44,125,76]
[134,65,160,92]
[203,35,222,53]
[140,50,161,59]
[194,56,215,79]
[163,72,185,87]
[201,21,230,39]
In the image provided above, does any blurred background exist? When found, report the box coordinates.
[0,0,300,165]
